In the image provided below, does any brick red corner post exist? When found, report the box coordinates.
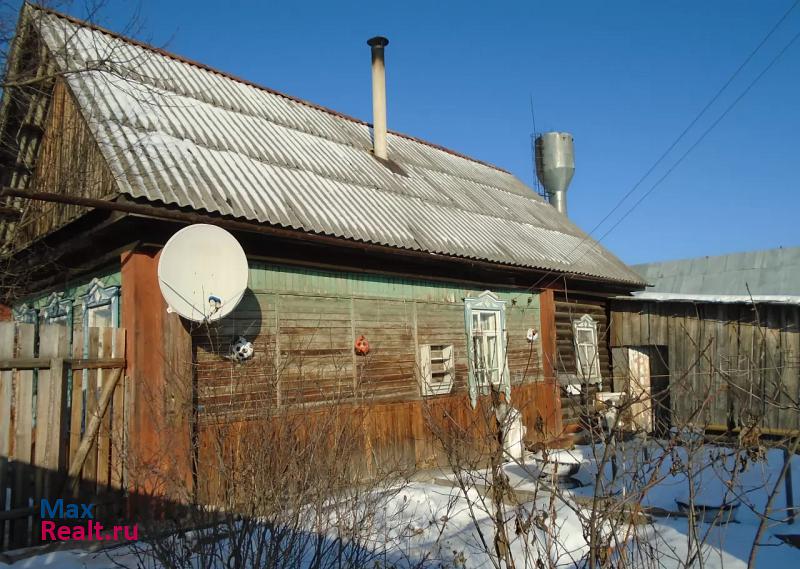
[538,288,563,440]
[120,249,193,517]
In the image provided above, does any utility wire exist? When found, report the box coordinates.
[590,24,800,255]
[514,1,800,298]
[583,0,800,240]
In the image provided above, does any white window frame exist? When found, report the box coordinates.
[464,290,510,408]
[573,314,601,384]
[81,278,120,356]
[419,344,454,396]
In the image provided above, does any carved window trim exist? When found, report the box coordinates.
[573,313,601,384]
[12,303,38,325]
[81,278,120,355]
[41,292,73,327]
[464,290,510,408]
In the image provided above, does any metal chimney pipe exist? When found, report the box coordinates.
[367,36,389,160]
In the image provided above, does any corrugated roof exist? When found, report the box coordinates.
[632,246,800,298]
[31,6,644,286]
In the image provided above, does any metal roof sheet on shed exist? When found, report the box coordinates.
[630,246,800,300]
[31,6,644,286]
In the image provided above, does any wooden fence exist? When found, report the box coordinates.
[0,322,128,551]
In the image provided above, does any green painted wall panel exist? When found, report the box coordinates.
[248,262,540,309]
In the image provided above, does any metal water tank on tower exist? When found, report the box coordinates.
[535,132,575,216]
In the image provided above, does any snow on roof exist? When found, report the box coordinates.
[632,246,800,297]
[24,6,645,287]
[624,291,800,305]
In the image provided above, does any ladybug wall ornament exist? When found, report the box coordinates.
[354,335,370,356]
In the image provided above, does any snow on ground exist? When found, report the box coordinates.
[3,443,800,568]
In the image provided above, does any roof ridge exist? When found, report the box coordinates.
[28,2,512,175]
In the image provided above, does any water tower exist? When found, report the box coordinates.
[535,132,575,216]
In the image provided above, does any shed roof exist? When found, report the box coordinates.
[26,6,644,286]
[629,246,800,303]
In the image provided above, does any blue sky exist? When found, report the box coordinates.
[87,0,799,265]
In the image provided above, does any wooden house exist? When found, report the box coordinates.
[610,247,800,436]
[0,5,645,503]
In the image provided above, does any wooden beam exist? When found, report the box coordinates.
[0,205,22,219]
[1,186,645,291]
[66,368,123,490]
[0,357,125,370]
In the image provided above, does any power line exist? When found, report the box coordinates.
[583,0,800,240]
[514,1,800,298]
[593,24,800,249]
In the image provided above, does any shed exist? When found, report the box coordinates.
[611,247,800,435]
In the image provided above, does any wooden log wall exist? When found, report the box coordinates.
[554,292,612,428]
[195,380,561,504]
[610,300,800,434]
[192,270,562,481]
[195,292,548,421]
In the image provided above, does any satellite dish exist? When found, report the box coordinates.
[157,224,249,322]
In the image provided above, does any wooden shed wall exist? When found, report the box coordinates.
[610,300,800,433]
[554,292,611,427]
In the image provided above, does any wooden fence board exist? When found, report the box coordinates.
[0,322,15,548]
[97,327,113,492]
[0,323,15,455]
[0,323,127,552]
[11,324,35,547]
[110,329,127,491]
[82,327,100,492]
[69,331,84,470]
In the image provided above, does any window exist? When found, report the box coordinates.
[472,311,501,386]
[81,278,120,355]
[419,344,454,396]
[12,303,38,325]
[573,314,601,384]
[41,292,73,327]
[464,291,510,408]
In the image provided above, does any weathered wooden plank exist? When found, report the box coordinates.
[34,325,67,469]
[82,327,100,492]
[110,328,127,491]
[0,357,125,370]
[710,304,728,427]
[97,327,113,493]
[782,306,800,430]
[764,305,782,431]
[0,323,14,456]
[723,306,741,430]
[737,309,757,422]
[12,325,35,463]
[69,331,84,470]
[11,323,35,548]
[0,322,15,548]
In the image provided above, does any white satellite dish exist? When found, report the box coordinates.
[158,224,249,322]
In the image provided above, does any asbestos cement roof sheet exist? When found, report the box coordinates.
[631,246,800,298]
[32,7,645,286]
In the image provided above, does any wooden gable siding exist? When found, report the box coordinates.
[194,264,548,423]
[554,292,611,427]
[610,300,800,434]
[13,78,116,248]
